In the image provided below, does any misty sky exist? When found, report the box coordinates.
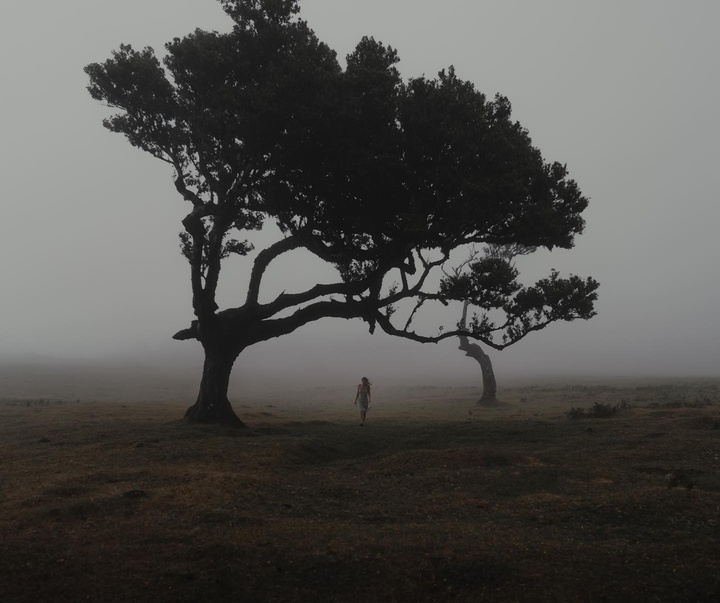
[1,0,719,387]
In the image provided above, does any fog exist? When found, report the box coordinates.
[1,0,719,395]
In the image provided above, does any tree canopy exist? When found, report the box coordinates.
[85,0,598,425]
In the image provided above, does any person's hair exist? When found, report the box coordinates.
[362,377,371,385]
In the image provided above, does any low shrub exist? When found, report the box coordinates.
[566,407,586,420]
[591,402,617,418]
[567,402,619,419]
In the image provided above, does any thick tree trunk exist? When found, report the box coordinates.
[458,335,498,406]
[184,346,245,427]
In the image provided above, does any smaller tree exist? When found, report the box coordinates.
[458,298,499,405]
[443,244,598,405]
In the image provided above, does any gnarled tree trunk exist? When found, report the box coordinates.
[458,300,498,406]
[184,344,245,427]
[458,335,498,406]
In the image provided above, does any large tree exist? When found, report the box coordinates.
[85,0,598,426]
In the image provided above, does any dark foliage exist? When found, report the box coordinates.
[85,0,598,423]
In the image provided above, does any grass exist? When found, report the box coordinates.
[1,380,720,601]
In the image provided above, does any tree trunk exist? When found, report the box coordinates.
[458,300,498,406]
[474,344,498,406]
[184,345,245,427]
[458,335,498,406]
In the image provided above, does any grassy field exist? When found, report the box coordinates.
[1,379,719,602]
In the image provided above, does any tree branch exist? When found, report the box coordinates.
[173,164,204,207]
[372,300,591,351]
[172,325,199,340]
[246,299,373,345]
[246,235,304,306]
[181,202,218,317]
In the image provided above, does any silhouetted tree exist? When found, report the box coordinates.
[452,244,537,406]
[85,0,598,426]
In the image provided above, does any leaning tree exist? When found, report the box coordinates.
[453,245,530,407]
[445,244,593,406]
[85,0,598,426]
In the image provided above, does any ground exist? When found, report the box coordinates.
[1,372,719,602]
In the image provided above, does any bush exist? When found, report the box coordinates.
[566,407,586,420]
[567,402,618,419]
[590,402,617,418]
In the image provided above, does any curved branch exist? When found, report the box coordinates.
[381,250,449,306]
[371,306,587,351]
[246,235,304,306]
[260,281,367,316]
[245,299,372,345]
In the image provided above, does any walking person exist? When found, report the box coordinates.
[354,377,372,425]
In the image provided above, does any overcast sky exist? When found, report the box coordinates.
[1,0,719,388]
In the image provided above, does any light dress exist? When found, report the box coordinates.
[357,386,370,411]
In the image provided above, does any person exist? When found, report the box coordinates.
[354,377,372,425]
